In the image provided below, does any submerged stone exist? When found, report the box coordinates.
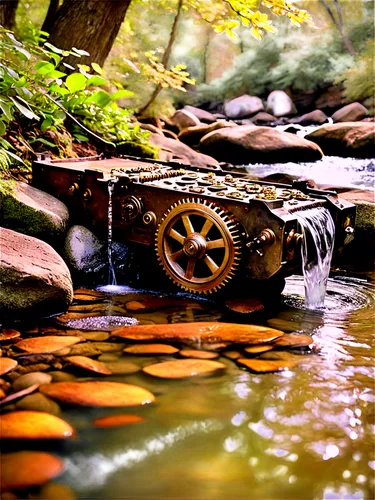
[92,414,145,428]
[226,297,265,314]
[16,336,83,354]
[0,451,64,492]
[65,356,112,375]
[179,349,219,360]
[123,344,179,355]
[112,322,284,344]
[143,359,226,379]
[40,381,155,407]
[0,410,74,439]
[0,358,17,376]
[237,358,299,373]
[273,333,313,348]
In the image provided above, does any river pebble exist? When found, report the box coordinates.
[15,393,61,415]
[13,372,52,391]
[0,410,74,439]
[0,451,64,492]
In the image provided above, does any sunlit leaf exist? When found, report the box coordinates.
[65,73,87,92]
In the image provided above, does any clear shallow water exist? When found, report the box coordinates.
[243,156,375,190]
[25,274,373,500]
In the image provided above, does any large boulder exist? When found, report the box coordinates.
[250,112,277,125]
[0,181,69,244]
[150,133,220,168]
[183,106,216,124]
[315,85,344,112]
[200,125,323,164]
[64,225,106,272]
[0,228,73,318]
[331,102,369,123]
[305,122,374,158]
[169,109,200,131]
[266,90,297,117]
[224,95,264,119]
[178,121,237,146]
[292,110,329,126]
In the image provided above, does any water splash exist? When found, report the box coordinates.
[107,180,117,286]
[295,207,335,309]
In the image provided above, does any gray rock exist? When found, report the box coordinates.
[0,181,69,243]
[13,371,52,391]
[15,392,61,414]
[178,120,237,146]
[305,122,374,158]
[183,105,216,123]
[169,109,200,131]
[200,125,323,164]
[0,228,73,318]
[293,109,329,126]
[331,102,369,123]
[64,225,106,272]
[266,90,297,117]
[224,95,264,119]
[149,133,220,168]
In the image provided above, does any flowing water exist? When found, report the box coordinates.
[107,180,117,286]
[7,274,373,500]
[243,156,375,190]
[295,207,335,309]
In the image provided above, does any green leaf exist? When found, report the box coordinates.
[36,62,55,75]
[44,42,64,54]
[0,101,13,121]
[87,75,107,86]
[111,90,134,100]
[0,121,6,136]
[47,69,67,79]
[41,117,53,131]
[5,150,25,165]
[30,138,58,148]
[72,47,90,56]
[89,90,111,107]
[53,109,66,120]
[9,97,40,121]
[91,62,103,75]
[14,46,31,60]
[65,73,87,92]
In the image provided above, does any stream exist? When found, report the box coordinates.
[6,273,373,500]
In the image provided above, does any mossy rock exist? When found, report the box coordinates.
[116,141,159,159]
[0,180,69,243]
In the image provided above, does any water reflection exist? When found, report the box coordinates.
[45,275,375,498]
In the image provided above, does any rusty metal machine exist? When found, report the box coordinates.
[32,155,355,294]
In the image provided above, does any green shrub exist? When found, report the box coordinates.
[0,27,149,174]
[336,41,375,114]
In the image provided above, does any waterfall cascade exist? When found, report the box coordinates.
[107,180,117,286]
[295,207,335,309]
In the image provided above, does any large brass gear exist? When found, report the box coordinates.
[155,198,242,294]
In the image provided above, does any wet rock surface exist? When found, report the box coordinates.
[305,122,374,158]
[0,279,371,499]
[0,181,69,244]
[0,228,73,319]
[200,125,323,163]
[224,95,264,119]
[332,102,369,123]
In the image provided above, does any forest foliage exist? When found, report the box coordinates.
[0,0,374,173]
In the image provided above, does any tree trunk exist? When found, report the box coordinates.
[41,0,60,35]
[319,0,355,56]
[202,28,211,84]
[47,0,131,67]
[138,0,183,115]
[0,0,20,30]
